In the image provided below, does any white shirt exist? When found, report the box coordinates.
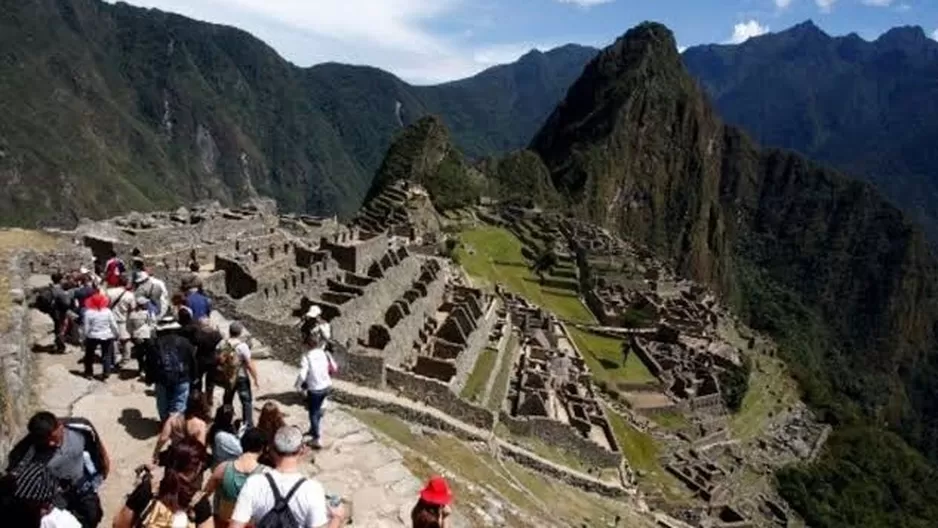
[230,470,328,527]
[137,277,170,319]
[41,508,82,528]
[296,347,333,392]
[105,287,134,323]
[83,308,119,340]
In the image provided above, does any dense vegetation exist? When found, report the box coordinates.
[0,0,594,227]
[718,354,751,413]
[531,22,938,526]
[684,22,938,242]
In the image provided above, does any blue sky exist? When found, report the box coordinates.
[113,0,938,84]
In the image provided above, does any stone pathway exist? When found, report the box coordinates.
[30,309,469,527]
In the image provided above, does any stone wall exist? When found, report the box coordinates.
[385,367,496,431]
[498,413,623,468]
[371,264,447,367]
[320,231,389,275]
[498,444,627,499]
[0,254,37,469]
[449,296,499,394]
[20,246,93,277]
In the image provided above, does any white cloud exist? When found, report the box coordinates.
[895,3,911,11]
[932,29,938,41]
[861,0,892,6]
[775,0,794,9]
[555,0,615,6]
[107,0,559,84]
[816,0,837,12]
[728,20,770,44]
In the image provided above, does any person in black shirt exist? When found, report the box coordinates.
[181,319,223,405]
[147,321,197,423]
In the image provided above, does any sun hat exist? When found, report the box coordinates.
[273,425,304,456]
[305,305,322,319]
[419,476,453,506]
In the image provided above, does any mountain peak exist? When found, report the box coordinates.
[876,25,929,46]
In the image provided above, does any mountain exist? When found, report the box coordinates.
[532,22,938,526]
[683,21,938,241]
[0,0,595,228]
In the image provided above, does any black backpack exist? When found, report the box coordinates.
[256,474,305,528]
[34,286,56,315]
[152,338,187,386]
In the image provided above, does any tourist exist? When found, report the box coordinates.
[102,249,126,288]
[5,412,110,528]
[295,331,336,450]
[228,426,347,528]
[71,271,96,326]
[300,305,331,342]
[2,462,82,528]
[219,322,259,427]
[81,292,119,380]
[105,275,135,365]
[204,428,269,528]
[208,405,243,467]
[153,391,211,466]
[134,271,169,319]
[33,272,73,354]
[113,438,212,528]
[185,275,213,321]
[126,297,155,376]
[148,320,197,422]
[411,476,453,528]
[185,318,224,405]
[255,402,286,467]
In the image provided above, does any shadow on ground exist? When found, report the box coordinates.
[118,408,161,440]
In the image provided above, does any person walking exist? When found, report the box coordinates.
[229,426,347,528]
[183,318,223,404]
[184,276,213,321]
[126,297,155,377]
[81,292,119,380]
[5,412,110,528]
[255,403,286,467]
[300,305,331,342]
[411,476,453,528]
[203,428,269,528]
[2,462,83,528]
[134,272,169,319]
[295,332,336,450]
[105,276,135,365]
[147,321,197,423]
[152,391,211,466]
[218,322,259,427]
[208,405,243,467]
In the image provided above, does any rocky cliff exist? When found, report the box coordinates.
[532,22,938,460]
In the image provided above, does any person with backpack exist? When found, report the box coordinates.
[127,296,156,377]
[1,462,82,527]
[103,249,126,288]
[183,318,223,405]
[113,438,213,528]
[216,322,259,428]
[33,272,73,354]
[294,332,336,450]
[148,320,197,423]
[152,391,212,466]
[135,272,170,320]
[5,412,110,528]
[81,292,120,380]
[203,428,269,528]
[229,426,347,528]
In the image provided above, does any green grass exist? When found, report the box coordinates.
[461,347,498,403]
[650,410,691,432]
[351,409,655,527]
[486,333,520,411]
[731,352,799,439]
[567,326,657,387]
[455,226,595,324]
[495,424,599,475]
[603,404,689,502]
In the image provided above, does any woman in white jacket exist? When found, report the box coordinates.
[82,291,120,380]
[295,331,335,450]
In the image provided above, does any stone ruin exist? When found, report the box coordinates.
[497,292,624,469]
[353,180,442,248]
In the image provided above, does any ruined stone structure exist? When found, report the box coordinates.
[353,181,442,247]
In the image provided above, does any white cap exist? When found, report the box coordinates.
[305,305,322,319]
[79,266,90,275]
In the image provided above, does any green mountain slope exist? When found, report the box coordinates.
[532,22,938,526]
[683,21,938,242]
[0,0,595,227]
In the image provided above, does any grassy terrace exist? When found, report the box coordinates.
[732,352,799,439]
[486,332,519,411]
[460,347,498,404]
[567,326,657,389]
[455,226,595,324]
[352,409,654,527]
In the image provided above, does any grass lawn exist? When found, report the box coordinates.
[456,226,595,324]
[603,404,689,502]
[650,410,691,432]
[460,347,498,403]
[731,352,799,439]
[486,332,519,411]
[352,409,655,527]
[567,326,657,387]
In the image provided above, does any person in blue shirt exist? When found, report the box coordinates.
[184,275,213,321]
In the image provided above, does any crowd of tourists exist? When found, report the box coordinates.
[4,252,455,528]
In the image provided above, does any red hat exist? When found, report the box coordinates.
[419,476,452,506]
[85,292,110,311]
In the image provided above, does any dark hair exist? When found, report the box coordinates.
[27,412,58,446]
[171,293,187,306]
[184,391,210,422]
[162,437,207,477]
[50,272,63,285]
[257,403,285,444]
[156,468,199,513]
[411,500,444,528]
[240,428,267,454]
